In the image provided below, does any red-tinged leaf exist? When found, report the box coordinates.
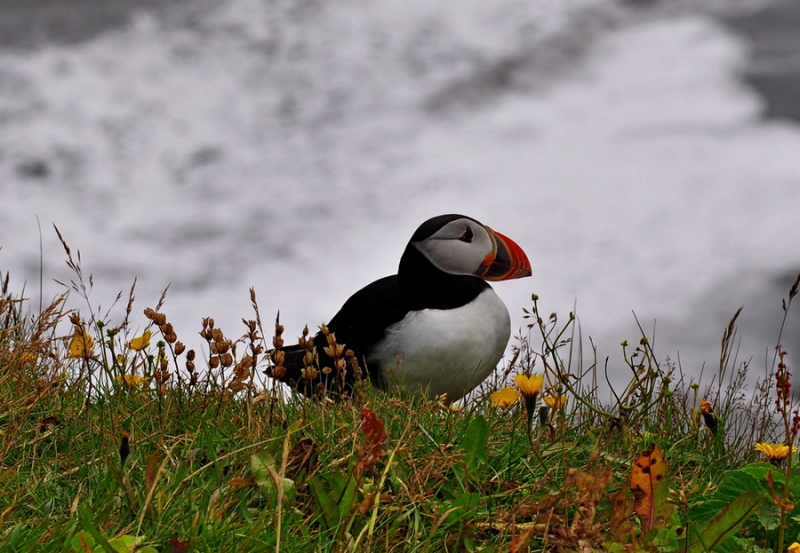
[630,444,672,533]
[77,532,92,553]
[687,491,765,553]
[170,538,190,553]
[360,408,388,447]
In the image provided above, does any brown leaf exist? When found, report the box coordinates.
[360,408,388,447]
[145,450,160,494]
[225,477,256,487]
[286,437,317,481]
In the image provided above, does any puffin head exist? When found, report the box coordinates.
[408,214,531,281]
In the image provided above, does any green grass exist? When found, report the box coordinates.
[2,247,800,552]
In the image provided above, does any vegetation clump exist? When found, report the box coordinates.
[2,236,800,552]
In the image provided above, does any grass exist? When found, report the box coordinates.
[2,239,800,552]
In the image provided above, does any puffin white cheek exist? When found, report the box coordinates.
[416,240,488,276]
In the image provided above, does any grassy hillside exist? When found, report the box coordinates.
[2,247,800,552]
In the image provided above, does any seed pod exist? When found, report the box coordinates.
[215,340,230,354]
[174,341,186,355]
[221,353,233,367]
[272,366,286,379]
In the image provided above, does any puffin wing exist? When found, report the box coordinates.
[323,275,411,366]
[272,275,410,395]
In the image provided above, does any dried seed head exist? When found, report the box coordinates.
[229,380,244,393]
[186,349,196,361]
[221,353,234,367]
[144,307,156,320]
[214,340,230,354]
[69,313,81,325]
[211,328,224,342]
[272,365,286,379]
[209,356,220,369]
[174,341,186,355]
[186,360,195,372]
[165,332,178,344]
[153,312,167,326]
[234,362,249,380]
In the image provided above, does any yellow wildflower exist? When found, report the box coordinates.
[19,352,38,365]
[127,330,152,351]
[543,395,568,410]
[788,542,800,553]
[514,373,544,398]
[515,373,544,443]
[116,374,150,387]
[67,331,94,359]
[491,387,520,409]
[754,442,797,463]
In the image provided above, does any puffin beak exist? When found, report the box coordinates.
[480,227,532,281]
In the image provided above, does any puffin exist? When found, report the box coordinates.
[269,214,532,402]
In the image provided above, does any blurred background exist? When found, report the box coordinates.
[1,0,799,388]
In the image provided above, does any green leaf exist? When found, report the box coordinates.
[251,450,294,502]
[687,491,765,553]
[309,475,339,530]
[688,469,765,523]
[460,415,489,474]
[105,535,140,553]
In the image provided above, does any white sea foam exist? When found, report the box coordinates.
[0,0,798,381]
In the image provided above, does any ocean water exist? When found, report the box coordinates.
[1,0,799,389]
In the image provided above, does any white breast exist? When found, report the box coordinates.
[368,288,511,401]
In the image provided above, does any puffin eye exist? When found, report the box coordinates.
[459,226,473,243]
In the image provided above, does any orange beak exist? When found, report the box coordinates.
[480,227,532,281]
